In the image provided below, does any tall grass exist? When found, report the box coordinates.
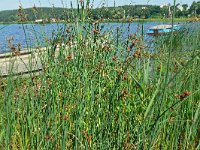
[0,0,200,149]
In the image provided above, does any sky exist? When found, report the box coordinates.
[0,0,194,11]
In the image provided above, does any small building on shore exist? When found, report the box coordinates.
[35,19,43,23]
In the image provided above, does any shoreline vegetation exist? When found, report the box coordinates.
[0,0,200,149]
[0,17,199,24]
[0,1,200,24]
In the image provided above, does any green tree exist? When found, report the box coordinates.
[182,4,188,11]
[189,1,200,16]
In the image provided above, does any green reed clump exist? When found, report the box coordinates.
[0,0,200,149]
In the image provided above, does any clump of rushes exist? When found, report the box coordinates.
[175,90,191,100]
[0,0,200,149]
[17,5,27,22]
[7,36,21,55]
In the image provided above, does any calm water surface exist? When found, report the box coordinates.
[0,22,187,53]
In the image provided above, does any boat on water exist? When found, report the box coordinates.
[147,24,182,36]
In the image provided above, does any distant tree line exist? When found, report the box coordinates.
[0,7,73,22]
[93,1,200,19]
[0,1,200,22]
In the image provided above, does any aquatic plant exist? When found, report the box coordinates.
[0,0,199,149]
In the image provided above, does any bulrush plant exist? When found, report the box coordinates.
[0,0,200,149]
[17,5,28,23]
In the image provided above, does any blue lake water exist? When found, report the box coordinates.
[0,22,191,53]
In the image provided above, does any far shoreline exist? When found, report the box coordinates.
[0,18,199,25]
